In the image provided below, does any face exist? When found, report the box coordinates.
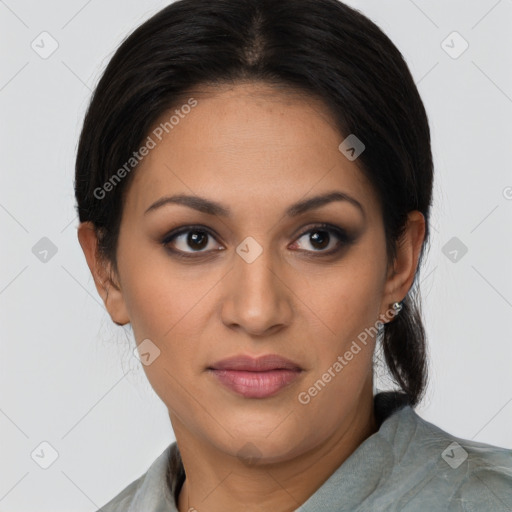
[95,82,401,462]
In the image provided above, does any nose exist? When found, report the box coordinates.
[220,241,294,337]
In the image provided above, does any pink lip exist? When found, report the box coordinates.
[208,354,303,398]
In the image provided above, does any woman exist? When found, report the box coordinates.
[74,0,512,510]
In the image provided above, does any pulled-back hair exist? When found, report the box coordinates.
[74,0,433,407]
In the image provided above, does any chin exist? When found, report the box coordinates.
[209,419,314,465]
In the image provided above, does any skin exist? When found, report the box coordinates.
[78,82,425,512]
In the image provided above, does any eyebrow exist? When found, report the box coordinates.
[144,191,365,219]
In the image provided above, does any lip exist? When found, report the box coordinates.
[209,354,303,372]
[207,354,303,398]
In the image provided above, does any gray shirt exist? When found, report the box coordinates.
[97,393,512,511]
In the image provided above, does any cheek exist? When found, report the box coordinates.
[118,252,223,391]
[294,267,382,424]
[122,266,211,408]
[302,261,384,356]
[118,241,210,339]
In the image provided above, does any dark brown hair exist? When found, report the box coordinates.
[74,0,433,407]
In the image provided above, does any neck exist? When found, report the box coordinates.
[173,386,377,512]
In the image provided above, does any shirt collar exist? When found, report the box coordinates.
[129,391,411,511]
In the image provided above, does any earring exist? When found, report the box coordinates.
[392,301,403,315]
[379,301,403,331]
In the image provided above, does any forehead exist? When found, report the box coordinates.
[123,82,378,220]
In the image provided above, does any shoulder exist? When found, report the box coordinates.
[409,406,512,470]
[435,428,512,510]
[385,406,512,510]
[95,442,177,512]
[452,460,512,511]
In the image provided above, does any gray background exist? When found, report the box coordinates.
[1,0,511,510]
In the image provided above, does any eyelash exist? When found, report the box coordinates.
[161,223,355,260]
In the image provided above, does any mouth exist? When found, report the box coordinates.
[207,354,304,399]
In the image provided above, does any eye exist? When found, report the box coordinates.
[162,226,223,257]
[162,223,354,260]
[290,224,352,255]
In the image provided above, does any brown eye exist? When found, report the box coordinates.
[308,230,330,250]
[185,231,209,250]
[292,224,353,254]
[162,226,223,256]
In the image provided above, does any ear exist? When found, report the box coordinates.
[379,211,426,323]
[77,221,130,326]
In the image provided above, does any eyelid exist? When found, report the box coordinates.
[292,223,354,255]
[161,224,222,258]
[161,224,218,244]
[293,223,349,241]
[161,222,354,258]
